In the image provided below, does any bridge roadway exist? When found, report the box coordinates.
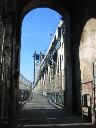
[14,93,95,128]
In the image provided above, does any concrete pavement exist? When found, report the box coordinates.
[14,93,95,128]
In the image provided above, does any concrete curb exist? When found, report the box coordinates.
[42,94,63,109]
[47,98,63,109]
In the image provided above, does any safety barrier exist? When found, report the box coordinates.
[34,70,65,106]
[19,74,32,105]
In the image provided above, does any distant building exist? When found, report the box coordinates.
[34,19,65,105]
[33,51,45,87]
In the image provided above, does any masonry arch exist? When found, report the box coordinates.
[79,18,96,85]
[1,1,96,126]
[16,0,72,112]
[79,18,96,122]
[17,0,68,21]
[16,0,96,116]
[16,0,69,45]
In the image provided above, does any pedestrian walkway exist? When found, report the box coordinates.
[13,93,95,128]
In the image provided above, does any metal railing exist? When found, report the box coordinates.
[34,70,65,106]
[19,74,32,105]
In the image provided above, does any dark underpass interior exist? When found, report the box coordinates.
[0,1,96,128]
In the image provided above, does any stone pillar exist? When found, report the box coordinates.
[64,14,72,112]
[70,15,82,114]
[0,17,5,118]
[71,41,82,115]
[0,0,18,124]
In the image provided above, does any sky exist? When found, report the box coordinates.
[20,8,61,82]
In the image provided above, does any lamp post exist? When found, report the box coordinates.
[33,51,36,87]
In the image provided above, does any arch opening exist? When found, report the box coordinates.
[79,18,96,122]
[1,0,96,127]
[17,0,73,116]
[17,7,74,126]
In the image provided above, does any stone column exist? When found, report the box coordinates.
[1,0,18,125]
[64,14,72,112]
[70,20,82,115]
[0,17,5,118]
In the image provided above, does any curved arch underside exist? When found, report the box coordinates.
[16,0,96,115]
[17,0,68,21]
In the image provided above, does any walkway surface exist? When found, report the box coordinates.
[14,93,95,128]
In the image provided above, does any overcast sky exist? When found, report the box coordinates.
[20,8,61,82]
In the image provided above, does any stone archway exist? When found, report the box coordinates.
[16,0,96,116]
[16,0,73,112]
[1,1,96,123]
[79,18,96,123]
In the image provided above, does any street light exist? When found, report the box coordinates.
[33,51,36,86]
